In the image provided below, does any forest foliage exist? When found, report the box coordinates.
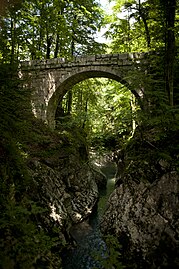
[0,0,179,268]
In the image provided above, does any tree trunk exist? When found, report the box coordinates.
[10,16,15,64]
[46,34,52,59]
[67,90,73,114]
[82,99,88,129]
[54,33,59,58]
[138,0,151,49]
[163,0,176,106]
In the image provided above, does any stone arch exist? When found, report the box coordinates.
[21,52,147,127]
[46,66,137,128]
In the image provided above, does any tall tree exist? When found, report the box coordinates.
[105,0,178,106]
[0,0,105,62]
[161,0,177,106]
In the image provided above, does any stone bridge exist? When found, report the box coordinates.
[20,53,146,128]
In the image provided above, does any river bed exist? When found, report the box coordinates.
[62,162,116,269]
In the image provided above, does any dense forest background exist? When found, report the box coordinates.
[1,0,178,143]
[0,0,179,268]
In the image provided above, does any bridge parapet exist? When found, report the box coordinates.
[20,52,145,71]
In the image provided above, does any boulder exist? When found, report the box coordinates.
[28,159,98,228]
[101,171,179,268]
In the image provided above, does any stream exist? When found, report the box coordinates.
[62,162,116,269]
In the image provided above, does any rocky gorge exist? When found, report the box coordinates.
[2,113,178,269]
[101,127,179,268]
[23,120,108,267]
[0,115,107,269]
[24,119,179,269]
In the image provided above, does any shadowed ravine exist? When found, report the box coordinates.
[62,162,116,269]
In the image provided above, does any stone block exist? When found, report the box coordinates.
[122,59,132,66]
[20,60,30,66]
[118,53,128,60]
[46,59,54,65]
[112,53,120,58]
[57,58,65,63]
[33,65,42,70]
[53,64,63,69]
[86,55,96,62]
[92,61,106,66]
[101,54,110,59]
[95,54,101,60]
[128,53,135,59]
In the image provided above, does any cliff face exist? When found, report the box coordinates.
[101,172,179,268]
[101,128,179,268]
[0,116,107,269]
[26,123,106,234]
[28,158,99,227]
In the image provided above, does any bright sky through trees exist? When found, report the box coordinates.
[99,0,115,11]
[96,0,146,43]
[96,0,114,43]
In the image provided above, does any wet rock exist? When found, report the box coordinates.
[91,163,107,188]
[101,171,179,268]
[69,221,93,243]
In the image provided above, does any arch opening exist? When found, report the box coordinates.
[53,76,139,151]
[46,69,140,129]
